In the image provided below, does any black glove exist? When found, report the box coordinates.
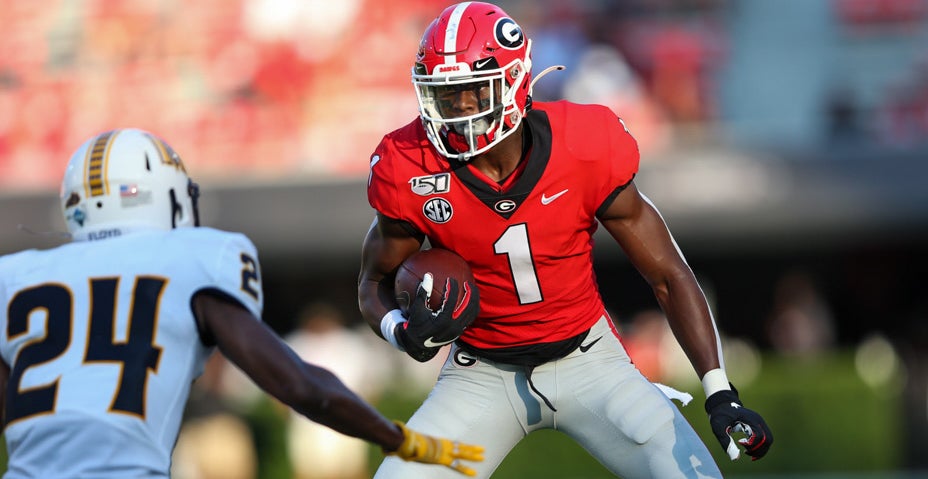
[395,276,479,362]
[704,385,773,461]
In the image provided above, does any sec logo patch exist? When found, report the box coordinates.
[423,197,453,224]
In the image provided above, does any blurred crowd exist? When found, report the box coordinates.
[4,0,928,191]
[0,0,441,189]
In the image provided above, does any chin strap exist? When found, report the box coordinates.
[188,180,201,227]
[17,224,72,240]
[529,65,566,94]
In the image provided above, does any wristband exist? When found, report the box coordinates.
[380,309,407,351]
[701,368,732,397]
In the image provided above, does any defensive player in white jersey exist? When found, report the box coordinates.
[0,129,484,478]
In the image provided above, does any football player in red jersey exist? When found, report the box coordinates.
[358,2,772,478]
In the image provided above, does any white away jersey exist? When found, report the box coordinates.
[0,227,263,478]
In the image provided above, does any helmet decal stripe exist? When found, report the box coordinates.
[150,133,168,167]
[145,132,186,173]
[444,2,471,64]
[86,130,116,197]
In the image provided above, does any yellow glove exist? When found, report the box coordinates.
[386,420,485,476]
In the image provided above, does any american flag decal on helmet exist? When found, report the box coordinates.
[120,184,139,197]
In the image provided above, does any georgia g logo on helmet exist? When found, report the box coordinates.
[494,18,523,50]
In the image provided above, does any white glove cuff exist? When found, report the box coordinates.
[380,309,407,352]
[702,368,732,397]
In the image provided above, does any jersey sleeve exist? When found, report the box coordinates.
[191,229,264,320]
[595,113,641,216]
[367,138,404,220]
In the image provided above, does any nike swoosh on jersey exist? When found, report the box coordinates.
[423,337,456,348]
[578,335,603,353]
[540,189,569,205]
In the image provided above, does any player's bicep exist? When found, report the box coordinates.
[192,288,252,346]
[194,292,307,398]
[599,182,688,284]
[597,179,641,223]
[195,293,261,355]
[360,214,423,283]
[359,214,424,330]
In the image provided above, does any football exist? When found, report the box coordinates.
[394,248,475,314]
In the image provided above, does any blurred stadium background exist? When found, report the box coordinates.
[2,0,928,477]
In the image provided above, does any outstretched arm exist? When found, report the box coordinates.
[193,292,483,474]
[195,292,402,446]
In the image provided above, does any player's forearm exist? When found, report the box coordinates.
[293,363,404,450]
[358,276,399,337]
[652,272,723,377]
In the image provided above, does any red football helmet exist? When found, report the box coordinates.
[413,1,533,160]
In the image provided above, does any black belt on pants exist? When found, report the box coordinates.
[457,329,591,412]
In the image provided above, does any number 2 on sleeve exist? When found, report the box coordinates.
[240,253,260,301]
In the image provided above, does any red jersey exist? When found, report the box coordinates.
[367,101,639,349]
